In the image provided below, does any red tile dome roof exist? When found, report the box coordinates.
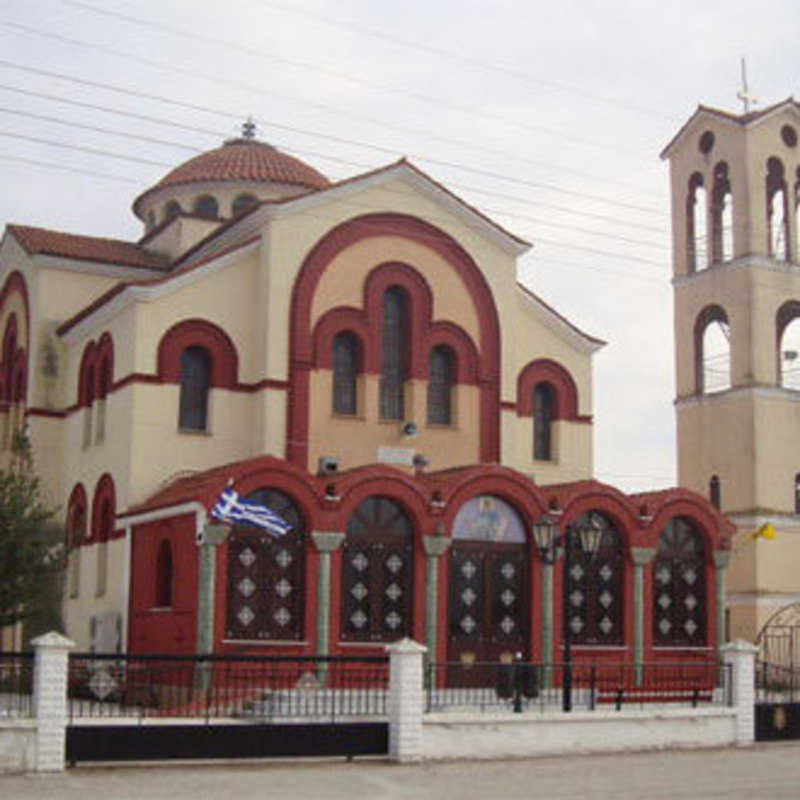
[133,139,329,217]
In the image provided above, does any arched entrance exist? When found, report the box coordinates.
[756,602,800,670]
[447,495,529,666]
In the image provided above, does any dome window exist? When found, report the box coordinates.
[164,200,182,222]
[193,195,219,220]
[232,193,258,217]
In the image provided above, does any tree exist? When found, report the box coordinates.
[0,426,61,630]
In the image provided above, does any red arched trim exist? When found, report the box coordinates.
[362,262,433,379]
[289,214,501,466]
[0,272,30,358]
[555,484,641,552]
[640,488,733,553]
[10,351,26,403]
[157,319,238,388]
[425,322,479,384]
[439,469,548,532]
[91,473,118,542]
[78,341,98,407]
[311,307,369,370]
[517,359,581,421]
[67,483,88,546]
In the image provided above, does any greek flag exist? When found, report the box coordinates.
[210,487,292,537]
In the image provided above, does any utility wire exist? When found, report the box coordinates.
[61,0,663,162]
[0,59,668,217]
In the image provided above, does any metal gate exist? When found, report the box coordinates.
[66,652,388,763]
[755,604,800,741]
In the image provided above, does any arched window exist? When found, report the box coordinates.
[427,345,454,425]
[66,487,87,600]
[232,193,258,217]
[225,489,305,641]
[709,475,720,509]
[96,497,112,597]
[532,382,553,460]
[686,173,706,273]
[193,195,218,220]
[795,473,800,514]
[178,346,211,431]
[164,200,182,222]
[776,301,800,389]
[83,364,95,449]
[96,357,110,444]
[155,540,173,607]
[694,305,730,394]
[565,511,623,645]
[332,331,359,415]
[767,157,789,260]
[379,287,407,420]
[711,162,733,263]
[652,517,706,647]
[341,496,413,642]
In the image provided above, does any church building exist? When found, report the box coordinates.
[0,124,730,667]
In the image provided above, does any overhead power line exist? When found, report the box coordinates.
[61,0,662,162]
[0,59,668,218]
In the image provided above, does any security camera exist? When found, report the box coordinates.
[401,421,417,437]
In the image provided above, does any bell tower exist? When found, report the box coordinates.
[661,98,800,642]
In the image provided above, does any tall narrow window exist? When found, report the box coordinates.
[178,346,211,431]
[332,332,359,415]
[96,358,110,444]
[767,157,789,260]
[532,382,553,460]
[427,345,454,425]
[652,517,706,647]
[379,287,407,420]
[155,540,173,607]
[794,473,800,514]
[164,200,182,222]
[709,475,720,510]
[686,173,706,273]
[193,195,218,220]
[695,305,730,394]
[711,162,733,263]
[96,498,111,597]
[83,365,95,449]
[67,505,85,600]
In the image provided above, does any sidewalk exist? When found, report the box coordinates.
[3,743,800,800]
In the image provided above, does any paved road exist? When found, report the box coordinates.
[3,744,800,799]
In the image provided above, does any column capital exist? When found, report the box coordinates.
[631,547,656,566]
[311,531,346,553]
[200,522,231,547]
[423,535,452,558]
[714,550,732,569]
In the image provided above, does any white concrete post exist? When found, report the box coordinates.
[722,639,758,746]
[31,631,75,772]
[386,638,426,763]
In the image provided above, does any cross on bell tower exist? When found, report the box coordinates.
[736,57,758,113]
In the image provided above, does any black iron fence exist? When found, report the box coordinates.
[0,652,34,717]
[67,652,389,722]
[756,660,800,703]
[426,659,731,713]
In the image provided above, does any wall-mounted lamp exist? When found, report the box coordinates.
[401,421,418,437]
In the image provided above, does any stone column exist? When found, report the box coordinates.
[631,547,655,686]
[714,550,732,661]
[311,531,345,676]
[422,535,451,666]
[31,631,75,773]
[386,638,426,763]
[195,522,230,690]
[722,639,758,745]
[540,559,556,688]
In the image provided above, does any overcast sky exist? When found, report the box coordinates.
[0,0,797,492]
